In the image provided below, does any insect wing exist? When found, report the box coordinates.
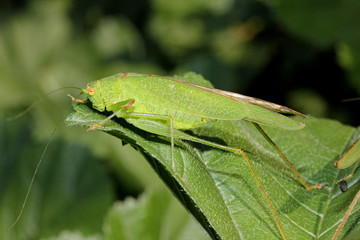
[171,78,306,118]
[170,78,305,130]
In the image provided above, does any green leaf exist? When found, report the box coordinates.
[65,97,360,239]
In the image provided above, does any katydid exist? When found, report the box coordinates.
[67,72,328,240]
[332,137,360,240]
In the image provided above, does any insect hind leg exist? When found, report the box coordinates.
[252,123,328,190]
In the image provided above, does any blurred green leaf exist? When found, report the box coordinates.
[0,115,113,240]
[336,42,360,94]
[286,89,329,118]
[92,17,145,59]
[151,0,234,17]
[65,74,360,239]
[264,0,360,47]
[103,189,208,240]
[148,16,205,57]
[44,231,102,240]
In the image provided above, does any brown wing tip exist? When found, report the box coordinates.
[296,112,307,118]
[279,107,307,118]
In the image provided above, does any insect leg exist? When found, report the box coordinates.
[232,148,287,240]
[88,99,135,131]
[336,160,360,186]
[123,116,288,240]
[169,116,175,169]
[252,123,329,190]
[124,113,178,171]
[332,189,360,240]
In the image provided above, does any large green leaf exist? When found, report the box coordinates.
[65,96,360,239]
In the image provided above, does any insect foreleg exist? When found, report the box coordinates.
[88,99,134,131]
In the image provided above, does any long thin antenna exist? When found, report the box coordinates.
[8,95,77,229]
[7,87,81,121]
[8,118,60,230]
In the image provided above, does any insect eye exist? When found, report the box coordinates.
[88,88,95,96]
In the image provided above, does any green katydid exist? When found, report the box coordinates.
[67,72,328,240]
[332,137,360,240]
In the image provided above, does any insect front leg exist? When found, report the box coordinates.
[88,99,135,131]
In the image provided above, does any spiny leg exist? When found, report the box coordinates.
[332,189,360,240]
[252,123,328,190]
[236,148,288,240]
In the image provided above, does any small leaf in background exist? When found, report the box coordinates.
[44,231,102,240]
[103,189,208,240]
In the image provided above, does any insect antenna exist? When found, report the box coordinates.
[8,119,60,230]
[8,87,81,229]
[6,87,81,121]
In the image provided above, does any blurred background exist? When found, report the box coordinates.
[1,0,360,239]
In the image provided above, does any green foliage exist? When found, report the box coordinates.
[2,0,360,239]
